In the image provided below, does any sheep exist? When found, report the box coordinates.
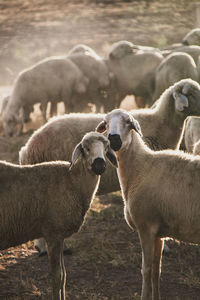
[19,79,200,255]
[153,52,198,103]
[177,116,200,153]
[67,50,112,113]
[0,131,117,300]
[105,40,164,108]
[20,79,200,196]
[96,108,200,300]
[1,56,88,137]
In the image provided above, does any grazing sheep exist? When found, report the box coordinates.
[67,46,112,113]
[106,40,163,108]
[0,132,117,300]
[1,95,34,123]
[1,57,88,137]
[96,108,200,300]
[177,116,200,153]
[153,52,198,103]
[19,79,200,255]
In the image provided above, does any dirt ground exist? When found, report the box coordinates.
[1,0,200,299]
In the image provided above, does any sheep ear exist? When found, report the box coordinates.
[130,118,142,136]
[69,143,83,170]
[106,147,118,168]
[173,91,189,112]
[96,120,107,133]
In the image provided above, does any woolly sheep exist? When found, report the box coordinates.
[177,116,200,153]
[153,52,198,103]
[2,57,88,137]
[18,79,200,255]
[20,79,200,197]
[106,40,163,108]
[96,108,200,300]
[67,47,112,113]
[0,132,117,300]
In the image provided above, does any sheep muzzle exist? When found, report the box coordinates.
[91,158,106,175]
[108,134,122,151]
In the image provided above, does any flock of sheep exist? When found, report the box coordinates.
[1,28,200,300]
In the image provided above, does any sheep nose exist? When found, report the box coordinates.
[91,158,106,175]
[108,134,122,151]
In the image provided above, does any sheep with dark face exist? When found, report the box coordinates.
[1,132,117,300]
[96,108,200,300]
[19,79,200,255]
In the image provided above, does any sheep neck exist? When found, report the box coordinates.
[70,160,100,214]
[153,97,186,149]
[117,131,150,202]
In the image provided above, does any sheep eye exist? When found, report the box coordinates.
[86,147,90,152]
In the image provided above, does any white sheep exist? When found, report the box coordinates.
[1,56,88,137]
[0,131,117,300]
[19,79,200,255]
[177,116,200,153]
[96,108,200,300]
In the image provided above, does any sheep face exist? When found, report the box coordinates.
[171,79,200,115]
[70,132,118,174]
[109,41,138,60]
[2,112,18,137]
[96,109,142,151]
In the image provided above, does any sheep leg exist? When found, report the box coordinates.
[139,230,155,300]
[60,247,66,299]
[40,101,48,124]
[46,239,65,300]
[152,238,163,300]
[50,102,58,117]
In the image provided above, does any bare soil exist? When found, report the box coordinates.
[0,1,200,299]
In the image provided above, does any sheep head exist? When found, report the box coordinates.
[96,109,142,152]
[170,79,200,115]
[70,131,118,174]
